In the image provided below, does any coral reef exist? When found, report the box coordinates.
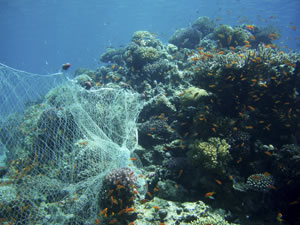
[99,167,138,223]
[187,137,232,172]
[133,197,238,225]
[1,16,300,225]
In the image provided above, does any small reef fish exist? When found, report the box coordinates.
[100,208,108,218]
[205,192,216,199]
[152,206,160,211]
[146,191,153,198]
[108,218,118,224]
[245,25,254,31]
[289,26,296,31]
[215,179,222,185]
[62,62,71,70]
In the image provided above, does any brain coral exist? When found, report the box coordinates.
[187,137,232,172]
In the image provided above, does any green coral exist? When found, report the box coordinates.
[192,16,216,36]
[214,25,249,48]
[187,137,232,171]
[213,24,234,48]
[231,28,249,47]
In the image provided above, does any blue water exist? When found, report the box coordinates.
[0,0,299,74]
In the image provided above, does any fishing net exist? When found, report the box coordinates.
[0,63,145,225]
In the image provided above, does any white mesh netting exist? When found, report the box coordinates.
[0,63,145,225]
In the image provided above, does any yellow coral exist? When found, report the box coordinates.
[187,137,231,172]
[180,86,209,105]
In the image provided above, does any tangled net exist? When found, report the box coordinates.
[0,63,145,224]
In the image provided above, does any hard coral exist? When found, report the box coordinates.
[246,173,275,192]
[192,16,216,37]
[99,167,137,222]
[180,86,210,105]
[168,27,201,49]
[187,137,232,172]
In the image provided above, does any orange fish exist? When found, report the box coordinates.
[249,35,256,40]
[95,218,100,224]
[205,192,216,197]
[245,25,254,31]
[130,157,137,161]
[268,185,277,190]
[215,179,222,185]
[109,219,117,224]
[247,106,255,111]
[125,206,135,213]
[110,196,118,205]
[264,151,272,156]
[146,191,152,198]
[153,206,160,211]
[116,184,125,191]
[100,208,108,216]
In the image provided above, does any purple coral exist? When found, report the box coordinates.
[102,167,137,188]
[99,167,138,221]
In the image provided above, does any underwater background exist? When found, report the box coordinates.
[1,0,300,225]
